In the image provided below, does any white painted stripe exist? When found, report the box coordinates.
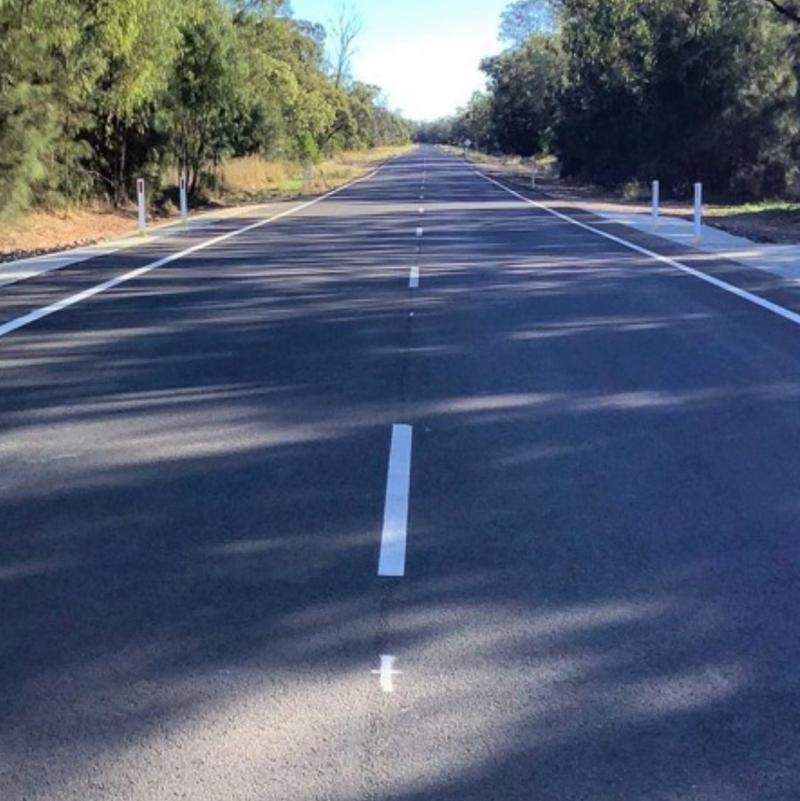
[371,655,402,693]
[378,425,413,577]
[409,265,420,289]
[416,227,424,238]
[474,167,800,330]
[0,168,384,340]
[419,207,425,215]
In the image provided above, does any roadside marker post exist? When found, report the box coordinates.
[651,180,660,229]
[179,174,188,224]
[693,182,703,243]
[137,178,147,236]
[531,161,537,189]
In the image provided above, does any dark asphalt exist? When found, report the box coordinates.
[2,146,800,800]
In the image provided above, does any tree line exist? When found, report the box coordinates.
[416,0,800,200]
[0,0,410,218]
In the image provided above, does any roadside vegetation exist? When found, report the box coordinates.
[418,0,800,218]
[442,147,800,245]
[215,146,408,202]
[0,0,410,226]
[0,146,410,262]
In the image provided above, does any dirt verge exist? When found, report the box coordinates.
[450,148,800,245]
[0,146,413,264]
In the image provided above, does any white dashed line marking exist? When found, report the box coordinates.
[378,425,413,577]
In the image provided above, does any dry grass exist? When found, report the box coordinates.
[217,145,412,201]
[218,157,293,196]
[0,145,414,262]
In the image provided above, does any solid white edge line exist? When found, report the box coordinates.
[409,265,420,289]
[0,166,385,340]
[378,424,413,578]
[472,166,800,329]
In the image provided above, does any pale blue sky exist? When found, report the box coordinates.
[289,0,508,120]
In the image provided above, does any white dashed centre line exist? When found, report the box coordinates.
[378,425,413,577]
[416,227,423,238]
[409,265,420,289]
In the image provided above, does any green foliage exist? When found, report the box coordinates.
[413,117,458,145]
[89,0,189,203]
[557,0,800,196]
[434,0,800,201]
[0,0,99,215]
[169,0,245,192]
[500,0,560,46]
[482,35,565,156]
[453,92,495,151]
[0,0,409,216]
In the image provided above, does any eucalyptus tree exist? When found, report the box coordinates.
[89,0,191,203]
[168,0,245,194]
[481,34,565,156]
[557,0,799,195]
[329,3,362,89]
[0,0,408,217]
[499,0,561,46]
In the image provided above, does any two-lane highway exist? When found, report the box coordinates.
[3,147,800,800]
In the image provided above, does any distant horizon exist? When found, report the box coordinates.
[289,0,508,120]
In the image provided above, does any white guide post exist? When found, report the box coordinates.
[137,178,147,235]
[693,182,703,243]
[651,180,660,229]
[179,173,188,224]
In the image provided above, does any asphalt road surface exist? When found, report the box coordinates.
[3,146,800,801]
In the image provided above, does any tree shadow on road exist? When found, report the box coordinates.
[2,154,800,800]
